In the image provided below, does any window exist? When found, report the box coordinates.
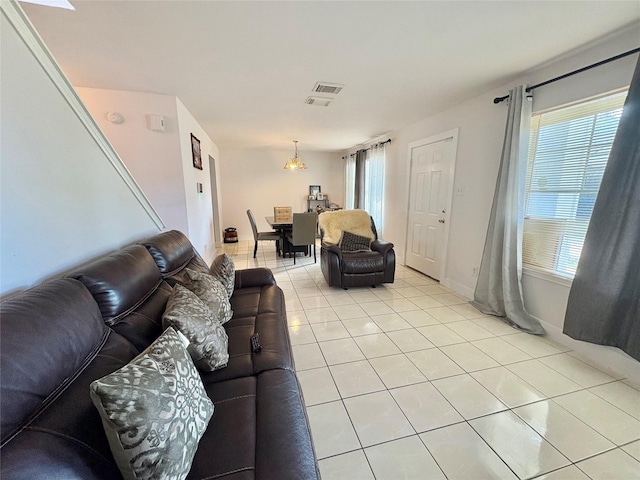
[343,143,386,233]
[364,145,385,232]
[523,90,627,278]
[344,155,356,210]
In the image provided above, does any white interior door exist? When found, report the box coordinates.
[405,137,454,279]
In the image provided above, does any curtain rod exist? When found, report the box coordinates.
[493,47,640,104]
[342,138,392,159]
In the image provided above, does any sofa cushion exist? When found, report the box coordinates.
[200,284,294,384]
[70,245,163,324]
[163,285,229,371]
[180,268,232,324]
[0,278,139,479]
[254,369,319,479]
[209,253,235,299]
[1,330,140,480]
[69,245,171,351]
[90,327,214,480]
[140,230,209,284]
[0,278,111,444]
[234,267,277,289]
[339,230,372,252]
[190,369,319,480]
[341,251,385,273]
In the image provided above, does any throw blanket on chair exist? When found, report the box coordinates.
[318,210,375,245]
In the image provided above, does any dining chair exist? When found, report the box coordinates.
[247,209,281,258]
[274,206,293,223]
[287,213,317,264]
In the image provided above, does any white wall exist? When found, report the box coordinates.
[386,90,506,298]
[75,88,188,235]
[176,99,219,263]
[219,147,343,241]
[73,89,221,264]
[0,5,161,296]
[382,25,639,377]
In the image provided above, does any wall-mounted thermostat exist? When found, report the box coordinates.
[147,114,166,132]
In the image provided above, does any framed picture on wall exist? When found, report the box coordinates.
[309,185,321,199]
[191,133,203,170]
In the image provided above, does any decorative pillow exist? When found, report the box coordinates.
[209,253,235,299]
[90,327,214,480]
[339,230,372,252]
[163,284,229,371]
[180,268,232,324]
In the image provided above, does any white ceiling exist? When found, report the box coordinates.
[20,1,640,152]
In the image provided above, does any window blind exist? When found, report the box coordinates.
[523,90,627,277]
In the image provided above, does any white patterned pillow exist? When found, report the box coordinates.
[209,253,235,299]
[90,327,214,480]
[180,268,232,324]
[163,284,229,371]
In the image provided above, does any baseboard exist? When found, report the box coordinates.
[441,275,639,382]
[440,277,474,300]
[535,315,640,384]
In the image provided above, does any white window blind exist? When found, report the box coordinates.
[523,90,627,277]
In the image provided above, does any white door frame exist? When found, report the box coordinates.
[404,128,459,281]
[208,154,223,247]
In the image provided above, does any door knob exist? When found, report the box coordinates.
[438,218,445,224]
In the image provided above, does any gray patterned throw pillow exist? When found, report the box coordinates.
[163,284,229,371]
[90,327,214,480]
[209,253,235,299]
[339,230,372,252]
[180,268,232,324]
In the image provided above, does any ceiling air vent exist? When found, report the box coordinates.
[313,82,344,95]
[306,96,332,107]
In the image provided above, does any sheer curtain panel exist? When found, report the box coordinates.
[344,155,356,210]
[471,85,544,334]
[563,57,640,361]
[364,142,386,233]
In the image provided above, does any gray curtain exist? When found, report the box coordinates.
[471,85,544,334]
[563,57,640,360]
[354,149,366,209]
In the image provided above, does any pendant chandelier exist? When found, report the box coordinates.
[284,140,306,170]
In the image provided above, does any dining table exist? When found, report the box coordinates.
[265,215,308,258]
[265,215,291,257]
[265,215,293,230]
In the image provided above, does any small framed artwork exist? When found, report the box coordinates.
[191,133,202,170]
[309,185,321,199]
[317,192,324,200]
[308,195,315,200]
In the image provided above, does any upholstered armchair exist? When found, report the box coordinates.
[318,210,395,289]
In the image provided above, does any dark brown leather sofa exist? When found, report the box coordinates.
[0,230,319,480]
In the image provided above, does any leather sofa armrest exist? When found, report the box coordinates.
[234,268,276,289]
[321,242,342,260]
[371,239,394,257]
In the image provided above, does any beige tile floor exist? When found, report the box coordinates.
[223,240,640,480]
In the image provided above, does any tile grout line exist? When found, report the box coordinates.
[226,241,640,479]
